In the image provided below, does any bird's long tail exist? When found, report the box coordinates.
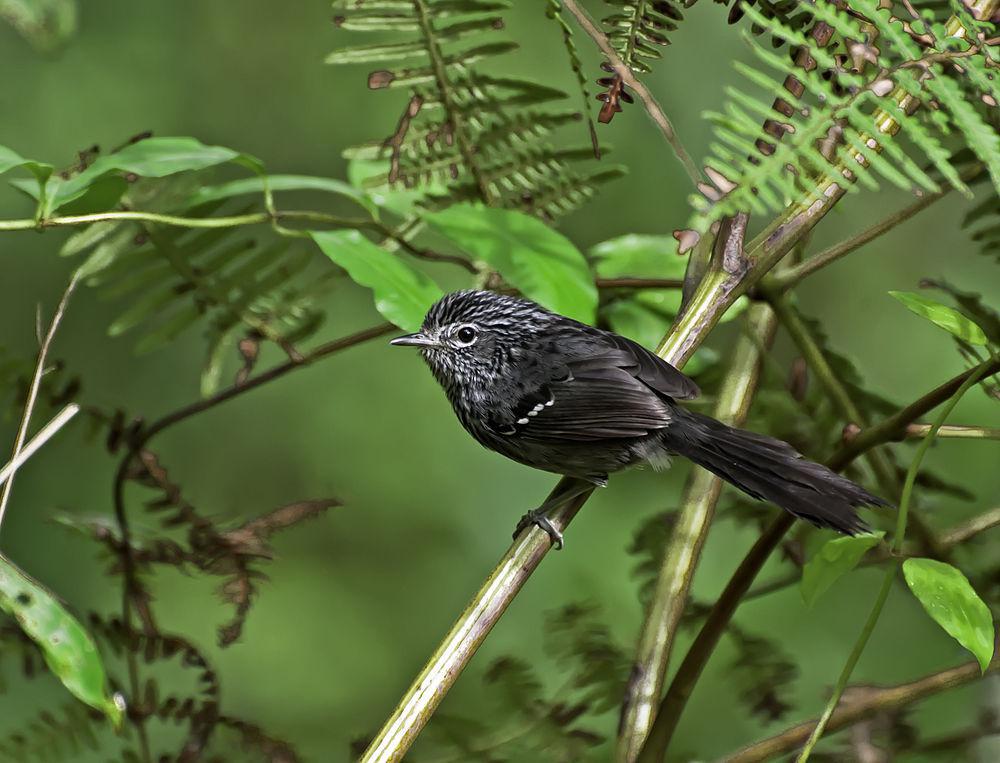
[665,408,892,534]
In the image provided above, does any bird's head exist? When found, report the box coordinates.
[390,290,556,389]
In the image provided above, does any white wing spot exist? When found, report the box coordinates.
[517,417,529,425]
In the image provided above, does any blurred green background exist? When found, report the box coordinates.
[1,1,998,760]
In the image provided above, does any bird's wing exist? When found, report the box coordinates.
[600,332,700,401]
[487,355,677,442]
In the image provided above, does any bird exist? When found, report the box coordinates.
[390,289,891,547]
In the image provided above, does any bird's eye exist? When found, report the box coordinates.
[455,326,478,345]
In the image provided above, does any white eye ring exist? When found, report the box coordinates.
[455,325,478,345]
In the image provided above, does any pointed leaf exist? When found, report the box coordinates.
[45,137,257,212]
[310,230,442,331]
[889,291,989,345]
[801,532,884,608]
[903,558,995,672]
[0,554,122,725]
[423,204,597,322]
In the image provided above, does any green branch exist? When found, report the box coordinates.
[619,303,777,763]
[795,361,994,761]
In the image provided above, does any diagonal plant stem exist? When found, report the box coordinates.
[0,404,79,490]
[559,0,700,186]
[636,354,1000,760]
[795,360,994,762]
[617,302,777,763]
[769,163,983,292]
[720,650,1000,763]
[0,272,80,532]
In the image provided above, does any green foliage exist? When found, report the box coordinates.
[329,0,622,218]
[600,0,684,75]
[0,0,76,51]
[690,0,1000,232]
[424,204,597,321]
[0,554,121,726]
[889,291,989,346]
[10,136,261,218]
[902,558,995,672]
[312,229,443,331]
[0,703,100,762]
[590,233,743,373]
[727,623,798,721]
[800,532,884,608]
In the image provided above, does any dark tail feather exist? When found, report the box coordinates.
[665,409,893,535]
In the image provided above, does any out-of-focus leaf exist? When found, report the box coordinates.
[801,532,884,608]
[903,558,995,673]
[185,174,378,217]
[346,157,446,217]
[38,137,260,213]
[590,234,688,280]
[890,291,988,346]
[423,204,597,323]
[311,229,442,331]
[0,143,53,206]
[53,175,129,216]
[0,554,122,725]
[0,0,77,51]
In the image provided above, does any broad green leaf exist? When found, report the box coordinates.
[903,558,995,672]
[0,144,53,182]
[801,532,884,608]
[0,554,122,725]
[590,234,688,280]
[311,230,443,331]
[889,291,988,345]
[184,174,378,217]
[41,137,258,212]
[0,143,53,209]
[423,204,597,323]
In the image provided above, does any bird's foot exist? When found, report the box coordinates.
[514,509,564,550]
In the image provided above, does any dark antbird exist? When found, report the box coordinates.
[391,290,890,546]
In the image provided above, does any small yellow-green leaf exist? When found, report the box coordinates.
[903,558,995,672]
[889,291,988,345]
[423,204,597,323]
[311,229,443,331]
[0,554,122,726]
[801,531,884,608]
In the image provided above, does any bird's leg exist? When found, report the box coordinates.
[513,476,605,550]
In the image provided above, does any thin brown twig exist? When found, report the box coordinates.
[0,272,80,531]
[720,651,1000,762]
[559,0,701,186]
[770,162,983,292]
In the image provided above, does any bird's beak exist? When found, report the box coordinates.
[390,332,439,348]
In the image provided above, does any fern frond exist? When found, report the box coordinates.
[61,178,333,395]
[689,0,1000,232]
[601,0,684,75]
[330,0,621,216]
[547,0,601,157]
